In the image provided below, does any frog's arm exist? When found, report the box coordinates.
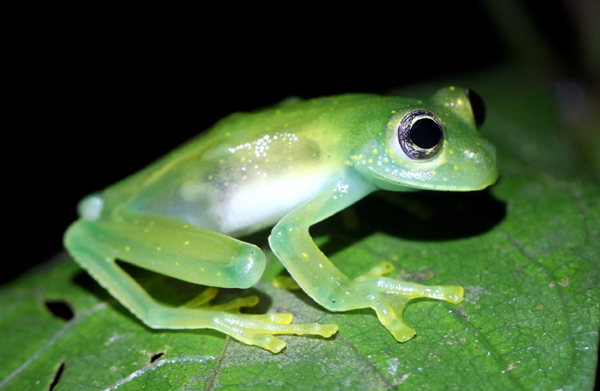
[64,211,337,353]
[269,168,463,341]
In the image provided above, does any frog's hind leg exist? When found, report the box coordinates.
[64,216,338,352]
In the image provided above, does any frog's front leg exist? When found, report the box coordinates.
[64,212,337,353]
[269,169,464,342]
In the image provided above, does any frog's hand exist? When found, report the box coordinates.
[64,215,337,353]
[269,169,464,342]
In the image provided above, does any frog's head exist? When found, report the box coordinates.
[353,87,497,191]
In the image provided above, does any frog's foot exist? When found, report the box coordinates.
[357,279,463,342]
[216,313,339,352]
[177,290,338,351]
[148,305,338,352]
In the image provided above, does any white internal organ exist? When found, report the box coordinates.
[216,171,331,236]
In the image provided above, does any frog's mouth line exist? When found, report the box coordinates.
[365,166,498,192]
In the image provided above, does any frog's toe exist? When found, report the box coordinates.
[353,261,395,282]
[386,318,416,342]
[273,275,301,290]
[210,295,260,312]
[268,321,339,338]
[234,329,287,353]
[246,313,294,324]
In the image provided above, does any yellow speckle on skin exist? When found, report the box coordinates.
[184,241,189,245]
[368,159,373,163]
[372,149,377,154]
[319,264,323,268]
[289,228,294,232]
[242,175,247,180]
[536,305,544,310]
[454,166,459,170]
[201,268,205,271]
[449,150,454,154]
[156,247,161,251]
[457,98,463,105]
[240,157,246,162]
[144,229,149,233]
[183,225,188,228]
[176,262,179,266]
[219,159,224,164]
[208,175,213,180]
[391,110,396,113]
[217,272,221,276]
[225,132,231,137]
[125,247,130,251]
[449,86,455,90]
[302,253,308,258]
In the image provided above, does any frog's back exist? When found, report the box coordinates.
[98,94,395,236]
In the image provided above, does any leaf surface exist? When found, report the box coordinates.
[1,71,598,391]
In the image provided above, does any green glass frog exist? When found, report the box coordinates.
[65,87,497,352]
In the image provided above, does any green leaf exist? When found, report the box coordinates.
[1,71,598,390]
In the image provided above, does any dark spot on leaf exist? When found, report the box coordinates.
[48,361,65,391]
[44,300,74,321]
[150,352,165,363]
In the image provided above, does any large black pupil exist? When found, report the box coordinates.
[467,89,485,127]
[409,118,442,149]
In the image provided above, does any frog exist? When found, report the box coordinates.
[64,87,497,353]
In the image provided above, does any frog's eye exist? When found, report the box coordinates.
[466,89,485,128]
[397,110,444,160]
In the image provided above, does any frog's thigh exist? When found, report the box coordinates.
[65,219,337,352]
[93,213,266,289]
